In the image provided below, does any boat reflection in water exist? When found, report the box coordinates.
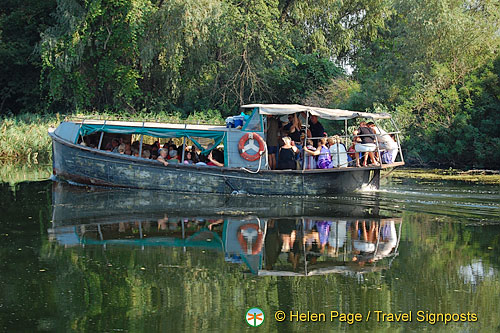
[49,182,402,276]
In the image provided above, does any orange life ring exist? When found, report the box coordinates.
[238,132,266,162]
[237,224,264,255]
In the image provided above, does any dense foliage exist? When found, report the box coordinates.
[352,0,500,168]
[0,0,57,114]
[1,0,499,168]
[38,0,385,113]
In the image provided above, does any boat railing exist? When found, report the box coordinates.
[61,113,225,126]
[300,129,404,168]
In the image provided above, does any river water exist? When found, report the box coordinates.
[1,172,499,332]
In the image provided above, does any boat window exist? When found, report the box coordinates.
[136,135,225,165]
[97,133,132,152]
[242,109,262,132]
[77,132,102,148]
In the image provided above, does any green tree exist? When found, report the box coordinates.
[0,0,57,114]
[39,0,390,114]
[40,0,149,112]
[352,0,500,167]
[278,0,391,59]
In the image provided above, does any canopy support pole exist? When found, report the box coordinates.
[344,119,348,143]
[336,142,340,168]
[97,132,104,150]
[138,135,143,157]
[138,122,144,158]
[389,118,404,164]
[97,120,106,150]
[181,124,187,163]
[302,111,310,171]
[374,129,381,166]
[344,119,349,167]
[373,119,387,165]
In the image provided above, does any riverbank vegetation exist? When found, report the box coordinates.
[0,114,59,164]
[1,0,499,168]
[386,168,500,185]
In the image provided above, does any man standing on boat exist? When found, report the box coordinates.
[265,115,281,170]
[306,115,325,147]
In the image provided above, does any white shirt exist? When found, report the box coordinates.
[329,143,348,167]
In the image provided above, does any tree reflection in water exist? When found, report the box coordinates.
[1,180,499,332]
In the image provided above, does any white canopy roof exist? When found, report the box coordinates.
[241,104,391,120]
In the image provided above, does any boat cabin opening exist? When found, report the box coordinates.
[54,104,403,172]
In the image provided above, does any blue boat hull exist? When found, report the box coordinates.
[50,132,380,196]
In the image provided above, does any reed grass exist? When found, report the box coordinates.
[0,110,225,163]
[0,113,60,163]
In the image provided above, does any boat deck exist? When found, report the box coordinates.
[380,161,405,169]
[256,161,405,174]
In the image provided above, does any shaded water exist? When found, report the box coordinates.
[1,173,499,332]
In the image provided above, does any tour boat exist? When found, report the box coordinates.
[48,104,404,195]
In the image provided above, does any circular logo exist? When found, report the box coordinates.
[246,307,265,327]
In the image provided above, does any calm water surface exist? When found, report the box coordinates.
[1,174,499,332]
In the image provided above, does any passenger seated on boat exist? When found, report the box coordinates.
[277,136,298,170]
[354,122,378,167]
[303,139,316,170]
[328,135,348,168]
[157,148,169,166]
[105,138,120,151]
[207,151,224,167]
[166,144,180,162]
[131,140,140,152]
[131,147,138,157]
[183,151,195,164]
[166,148,180,163]
[347,140,361,166]
[207,148,224,167]
[367,122,382,162]
[150,143,159,159]
[142,149,151,159]
[188,146,199,163]
[167,151,179,163]
[372,126,398,164]
[196,154,208,166]
[124,143,132,155]
[303,137,334,169]
[117,143,126,154]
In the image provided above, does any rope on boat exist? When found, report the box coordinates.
[240,145,267,174]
